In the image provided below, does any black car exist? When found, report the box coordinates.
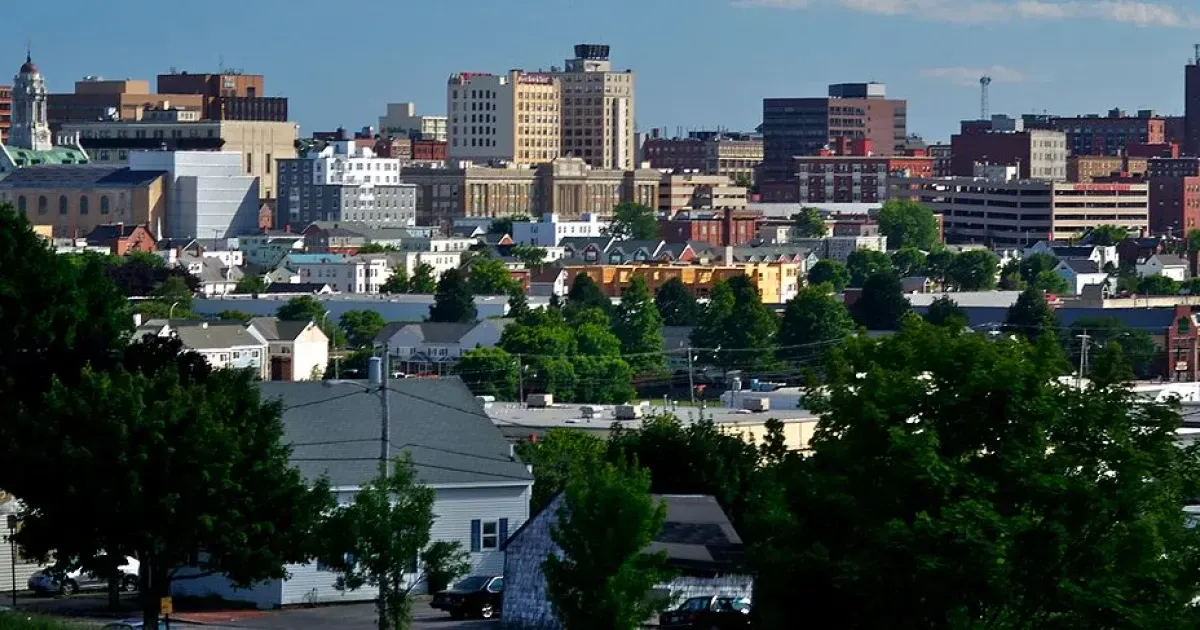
[430,575,503,619]
[659,595,752,629]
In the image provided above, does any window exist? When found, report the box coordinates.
[79,196,88,215]
[38,195,47,215]
[59,196,68,216]
[100,196,110,214]
[16,196,25,215]
[266,154,272,174]
[317,552,357,572]
[246,153,253,174]
[470,518,507,551]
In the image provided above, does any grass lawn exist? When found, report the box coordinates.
[0,612,87,629]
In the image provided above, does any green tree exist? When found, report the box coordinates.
[654,277,700,326]
[1064,316,1158,380]
[572,356,637,404]
[489,215,529,236]
[850,271,911,330]
[154,275,194,311]
[846,249,893,288]
[356,243,398,254]
[1188,229,1200,253]
[1084,225,1129,246]
[807,259,850,292]
[125,250,165,268]
[923,295,967,328]
[924,249,956,287]
[573,317,622,356]
[318,457,435,630]
[218,309,254,322]
[605,201,659,240]
[420,541,471,595]
[613,276,666,375]
[690,276,778,372]
[1089,340,1136,385]
[277,295,343,345]
[564,273,611,318]
[409,263,437,294]
[1018,253,1070,293]
[945,249,999,291]
[777,285,855,365]
[1004,287,1059,342]
[751,320,1200,628]
[544,459,673,630]
[515,429,607,513]
[21,338,333,628]
[428,269,477,323]
[998,259,1024,290]
[454,347,518,400]
[877,199,939,250]
[507,286,530,318]
[340,309,387,348]
[1138,274,1181,296]
[380,267,409,294]
[791,207,827,238]
[234,275,268,295]
[465,251,519,295]
[510,244,548,269]
[890,247,927,278]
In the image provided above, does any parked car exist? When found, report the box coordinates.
[659,595,752,629]
[28,556,139,596]
[101,619,167,629]
[430,575,503,619]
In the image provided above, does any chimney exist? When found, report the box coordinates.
[723,245,733,266]
[722,207,734,247]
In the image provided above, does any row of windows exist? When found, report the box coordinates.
[15,194,113,216]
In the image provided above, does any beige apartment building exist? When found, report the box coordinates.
[48,77,205,126]
[707,137,763,184]
[0,164,167,238]
[1067,155,1148,183]
[402,156,658,225]
[553,44,635,171]
[658,173,748,216]
[897,169,1148,246]
[446,70,560,167]
[58,117,298,198]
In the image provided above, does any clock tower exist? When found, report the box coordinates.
[9,52,52,152]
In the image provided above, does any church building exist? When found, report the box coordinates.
[0,53,89,174]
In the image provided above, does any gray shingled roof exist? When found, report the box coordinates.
[649,494,745,572]
[173,322,266,350]
[1060,258,1101,274]
[0,165,166,188]
[261,378,533,487]
[1156,254,1188,267]
[248,317,314,341]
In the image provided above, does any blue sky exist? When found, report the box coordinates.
[7,0,1200,141]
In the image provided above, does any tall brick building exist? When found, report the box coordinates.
[793,140,933,204]
[760,82,906,202]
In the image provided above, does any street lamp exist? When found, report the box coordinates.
[167,301,181,319]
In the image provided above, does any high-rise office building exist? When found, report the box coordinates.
[553,44,635,171]
[760,82,907,202]
[446,70,560,167]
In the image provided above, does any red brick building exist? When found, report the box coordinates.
[658,210,760,247]
[793,140,933,203]
[1146,157,1200,236]
[1167,305,1200,382]
[1040,110,1165,156]
[85,223,156,256]
[0,84,9,142]
[950,125,1067,179]
[643,136,706,172]
[411,139,448,162]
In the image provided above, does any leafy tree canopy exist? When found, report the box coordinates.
[891,247,927,278]
[850,271,911,330]
[791,207,827,238]
[1084,225,1129,246]
[946,249,999,291]
[777,284,856,365]
[807,259,850,292]
[846,249,893,288]
[877,199,940,250]
[340,309,386,348]
[923,295,968,329]
[654,277,700,326]
[613,276,666,375]
[428,268,477,323]
[605,202,659,240]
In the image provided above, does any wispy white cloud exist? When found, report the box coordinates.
[919,65,1029,86]
[734,0,1200,27]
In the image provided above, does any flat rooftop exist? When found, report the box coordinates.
[486,401,815,433]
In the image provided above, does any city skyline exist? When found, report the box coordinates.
[7,0,1200,141]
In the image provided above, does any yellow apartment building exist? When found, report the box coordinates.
[0,164,166,238]
[564,261,800,304]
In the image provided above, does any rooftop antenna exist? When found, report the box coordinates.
[218,55,225,73]
[979,75,992,121]
[1194,43,1199,65]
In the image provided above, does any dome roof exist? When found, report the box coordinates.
[19,54,36,74]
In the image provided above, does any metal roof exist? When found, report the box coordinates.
[0,165,165,188]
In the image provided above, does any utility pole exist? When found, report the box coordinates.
[686,346,696,405]
[1076,330,1091,389]
[517,354,524,405]
[380,344,391,479]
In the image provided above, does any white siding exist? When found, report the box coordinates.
[171,569,283,610]
[278,483,531,607]
[291,326,329,381]
[0,541,42,593]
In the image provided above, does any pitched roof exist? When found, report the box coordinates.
[261,378,533,487]
[248,317,314,341]
[530,267,567,283]
[1051,245,1098,259]
[172,322,266,350]
[2,145,91,168]
[1155,254,1188,267]
[257,282,332,295]
[1060,258,1101,274]
[0,164,164,187]
[649,495,745,572]
[559,236,613,251]
[85,223,146,243]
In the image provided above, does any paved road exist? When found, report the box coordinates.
[196,603,496,630]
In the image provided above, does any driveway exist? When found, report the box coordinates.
[181,603,496,630]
